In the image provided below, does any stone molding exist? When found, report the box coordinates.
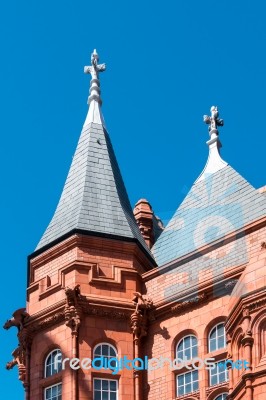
[143,215,266,281]
[171,293,208,314]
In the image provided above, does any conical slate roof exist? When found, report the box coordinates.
[36,51,151,255]
[152,107,266,267]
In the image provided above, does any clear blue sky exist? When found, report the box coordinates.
[1,0,265,397]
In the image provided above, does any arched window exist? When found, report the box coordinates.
[209,323,226,352]
[44,349,62,378]
[93,343,117,368]
[260,320,266,359]
[214,394,228,400]
[176,335,198,360]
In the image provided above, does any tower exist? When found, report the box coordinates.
[4,50,156,400]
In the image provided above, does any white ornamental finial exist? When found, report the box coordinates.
[203,106,224,134]
[84,49,106,104]
[195,106,227,182]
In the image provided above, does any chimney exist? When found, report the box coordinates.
[133,199,154,248]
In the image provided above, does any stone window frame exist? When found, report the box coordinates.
[213,393,228,400]
[93,342,118,369]
[176,335,198,361]
[44,348,62,378]
[175,369,199,397]
[209,360,229,387]
[44,382,62,400]
[208,323,226,353]
[93,377,118,400]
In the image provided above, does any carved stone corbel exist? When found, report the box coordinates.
[64,284,82,336]
[131,292,154,344]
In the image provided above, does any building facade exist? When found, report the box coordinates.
[4,51,266,400]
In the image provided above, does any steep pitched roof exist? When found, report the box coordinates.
[36,51,151,256]
[152,107,266,267]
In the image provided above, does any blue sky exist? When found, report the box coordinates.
[1,0,266,397]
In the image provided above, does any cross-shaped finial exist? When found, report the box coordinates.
[84,49,106,105]
[84,49,106,79]
[203,106,224,134]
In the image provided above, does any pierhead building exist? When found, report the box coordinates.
[4,50,266,400]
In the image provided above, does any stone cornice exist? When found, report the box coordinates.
[24,296,135,333]
[152,267,244,320]
[144,215,266,281]
[28,234,154,286]
[30,232,155,269]
[27,260,143,302]
[225,288,266,333]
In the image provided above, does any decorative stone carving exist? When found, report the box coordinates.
[225,279,238,290]
[29,311,65,333]
[64,284,82,335]
[83,307,129,320]
[248,298,266,313]
[171,293,207,314]
[3,308,29,332]
[242,306,252,336]
[3,307,32,385]
[6,346,26,382]
[84,49,106,80]
[131,292,154,343]
[84,49,106,105]
[203,106,224,133]
[132,292,153,313]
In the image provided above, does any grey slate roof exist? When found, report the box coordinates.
[36,122,151,254]
[152,165,266,266]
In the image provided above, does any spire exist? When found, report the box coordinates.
[83,49,106,127]
[152,106,266,267]
[35,50,151,257]
[195,106,227,183]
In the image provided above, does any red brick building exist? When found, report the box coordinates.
[4,50,266,400]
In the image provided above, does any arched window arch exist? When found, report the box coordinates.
[214,393,228,400]
[44,348,62,378]
[93,343,117,368]
[209,323,226,352]
[176,335,198,360]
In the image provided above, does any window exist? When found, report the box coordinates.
[176,335,198,360]
[93,343,117,368]
[260,320,266,359]
[214,394,228,400]
[44,383,62,400]
[176,370,199,396]
[210,361,229,386]
[209,323,226,352]
[45,349,62,378]
[93,378,118,400]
